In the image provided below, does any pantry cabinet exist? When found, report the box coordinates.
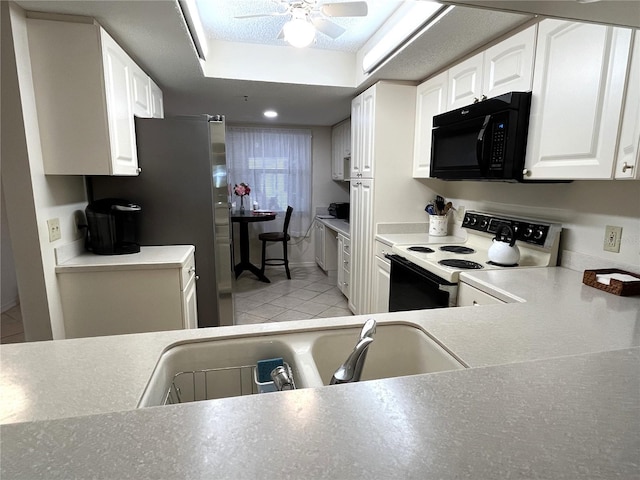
[447,25,536,110]
[56,246,197,338]
[523,20,632,180]
[349,82,420,315]
[27,18,164,176]
[615,32,640,180]
[331,119,351,181]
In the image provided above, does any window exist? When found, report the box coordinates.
[227,126,312,236]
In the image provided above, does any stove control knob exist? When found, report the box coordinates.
[468,216,478,226]
[524,227,534,238]
[480,219,489,229]
[534,229,545,240]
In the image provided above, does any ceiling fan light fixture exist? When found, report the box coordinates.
[283,18,316,48]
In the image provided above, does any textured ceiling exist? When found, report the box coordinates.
[14,1,637,127]
[198,0,404,52]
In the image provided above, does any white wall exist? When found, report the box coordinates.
[2,3,87,340]
[421,178,640,271]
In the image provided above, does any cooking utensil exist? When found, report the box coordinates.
[435,196,445,215]
[425,204,436,215]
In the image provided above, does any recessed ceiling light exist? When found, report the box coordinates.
[264,110,278,118]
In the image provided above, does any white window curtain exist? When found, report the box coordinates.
[227,126,312,237]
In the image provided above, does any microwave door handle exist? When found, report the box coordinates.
[476,115,492,175]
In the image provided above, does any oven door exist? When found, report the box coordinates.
[386,254,457,311]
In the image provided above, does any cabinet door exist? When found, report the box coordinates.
[349,179,373,315]
[130,63,152,118]
[615,32,640,179]
[350,94,363,178]
[359,86,376,178]
[331,122,344,180]
[524,20,632,179]
[372,256,391,314]
[447,52,484,110]
[100,30,139,176]
[483,25,536,98]
[314,222,325,269]
[150,79,164,119]
[182,276,198,329]
[413,71,448,178]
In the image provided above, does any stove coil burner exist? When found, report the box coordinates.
[439,246,475,254]
[438,259,484,270]
[407,246,435,253]
[487,261,519,267]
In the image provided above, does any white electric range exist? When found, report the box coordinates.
[387,211,562,310]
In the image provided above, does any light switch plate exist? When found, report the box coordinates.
[603,225,622,253]
[47,218,61,242]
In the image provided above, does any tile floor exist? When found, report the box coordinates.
[1,304,24,344]
[233,266,353,325]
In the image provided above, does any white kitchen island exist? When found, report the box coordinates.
[1,267,639,479]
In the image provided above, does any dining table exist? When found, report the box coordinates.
[230,210,277,283]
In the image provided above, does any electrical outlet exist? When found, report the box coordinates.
[603,225,622,253]
[47,218,61,242]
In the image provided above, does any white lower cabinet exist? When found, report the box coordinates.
[524,20,632,179]
[457,282,506,306]
[337,234,350,299]
[314,221,337,272]
[372,241,391,314]
[57,247,197,338]
[349,178,374,315]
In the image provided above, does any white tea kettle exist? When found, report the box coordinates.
[487,225,520,266]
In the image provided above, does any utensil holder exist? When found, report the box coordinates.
[429,215,448,236]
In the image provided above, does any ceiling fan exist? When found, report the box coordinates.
[235,0,369,48]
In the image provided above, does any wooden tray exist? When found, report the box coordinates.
[582,269,640,296]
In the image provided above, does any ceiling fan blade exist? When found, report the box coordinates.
[234,12,286,19]
[321,1,368,17]
[311,17,346,39]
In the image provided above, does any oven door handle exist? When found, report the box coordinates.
[476,114,492,175]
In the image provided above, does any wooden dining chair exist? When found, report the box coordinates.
[259,206,293,279]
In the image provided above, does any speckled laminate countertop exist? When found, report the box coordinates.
[1,267,639,478]
[54,245,195,273]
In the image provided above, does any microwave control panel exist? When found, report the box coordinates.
[489,122,507,170]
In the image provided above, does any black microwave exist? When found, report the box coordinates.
[430,91,532,182]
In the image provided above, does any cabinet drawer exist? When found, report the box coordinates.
[342,251,351,273]
[375,241,392,259]
[181,254,196,289]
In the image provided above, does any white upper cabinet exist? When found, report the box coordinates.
[150,79,164,119]
[100,30,138,175]
[27,19,163,176]
[524,20,632,180]
[615,31,640,180]
[331,118,350,181]
[413,71,448,178]
[351,86,376,179]
[448,25,536,110]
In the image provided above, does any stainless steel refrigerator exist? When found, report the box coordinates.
[91,115,234,327]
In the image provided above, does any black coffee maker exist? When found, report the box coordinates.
[84,198,141,255]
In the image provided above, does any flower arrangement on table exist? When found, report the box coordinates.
[233,182,251,212]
